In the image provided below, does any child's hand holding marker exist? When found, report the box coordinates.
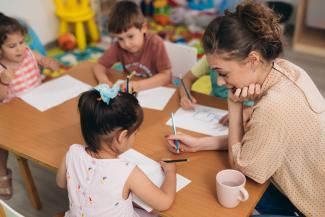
[179,78,197,110]
[160,160,177,174]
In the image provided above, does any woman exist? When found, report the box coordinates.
[166,2,325,216]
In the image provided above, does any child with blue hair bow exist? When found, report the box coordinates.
[56,84,177,217]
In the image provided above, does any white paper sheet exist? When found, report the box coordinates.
[166,105,229,136]
[119,149,191,212]
[137,86,176,110]
[18,75,91,112]
[113,80,176,111]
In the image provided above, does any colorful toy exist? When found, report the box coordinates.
[43,68,66,78]
[153,0,170,25]
[58,32,77,51]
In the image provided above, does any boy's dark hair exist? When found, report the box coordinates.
[78,90,143,153]
[202,1,283,62]
[108,1,144,34]
[0,13,27,46]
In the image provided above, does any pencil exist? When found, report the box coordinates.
[163,158,189,163]
[0,62,7,69]
[180,79,192,102]
[171,112,180,153]
[126,77,129,93]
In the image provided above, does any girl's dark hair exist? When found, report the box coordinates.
[0,13,27,46]
[78,90,143,153]
[108,1,144,34]
[202,1,283,61]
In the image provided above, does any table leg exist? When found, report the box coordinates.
[16,156,42,210]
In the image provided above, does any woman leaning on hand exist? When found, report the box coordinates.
[166,1,325,216]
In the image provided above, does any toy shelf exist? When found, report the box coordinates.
[293,0,325,57]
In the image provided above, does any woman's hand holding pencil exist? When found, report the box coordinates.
[165,132,200,154]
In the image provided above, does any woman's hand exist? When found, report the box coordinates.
[229,84,261,103]
[166,132,200,154]
[180,95,197,110]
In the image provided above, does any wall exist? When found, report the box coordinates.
[0,0,58,45]
[0,0,299,45]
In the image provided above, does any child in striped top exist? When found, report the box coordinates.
[0,12,59,103]
[0,13,60,200]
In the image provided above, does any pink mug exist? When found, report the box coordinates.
[216,169,249,208]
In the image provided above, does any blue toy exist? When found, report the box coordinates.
[188,0,214,10]
[20,20,47,56]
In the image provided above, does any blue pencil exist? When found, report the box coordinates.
[171,112,180,153]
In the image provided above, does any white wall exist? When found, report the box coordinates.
[0,0,59,44]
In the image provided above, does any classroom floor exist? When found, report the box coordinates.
[4,44,325,216]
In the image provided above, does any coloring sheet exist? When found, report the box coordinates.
[166,105,228,136]
[119,149,191,212]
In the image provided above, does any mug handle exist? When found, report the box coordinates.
[238,186,249,201]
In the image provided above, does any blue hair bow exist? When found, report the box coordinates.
[94,83,121,105]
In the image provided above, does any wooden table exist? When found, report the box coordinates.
[0,62,268,217]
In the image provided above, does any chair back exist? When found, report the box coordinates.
[164,41,197,78]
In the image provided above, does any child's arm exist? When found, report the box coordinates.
[93,63,113,87]
[33,51,60,71]
[126,162,176,211]
[56,154,67,189]
[130,69,171,92]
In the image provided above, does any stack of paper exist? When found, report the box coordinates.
[119,149,191,212]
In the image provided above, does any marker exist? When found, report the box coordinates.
[171,112,180,153]
[180,78,192,102]
[163,158,189,163]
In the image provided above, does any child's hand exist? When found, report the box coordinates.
[228,84,261,103]
[47,58,61,71]
[41,57,61,71]
[160,160,177,174]
[180,95,197,110]
[0,67,14,85]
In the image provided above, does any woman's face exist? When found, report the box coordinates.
[206,53,257,90]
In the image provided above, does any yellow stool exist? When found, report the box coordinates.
[53,0,99,50]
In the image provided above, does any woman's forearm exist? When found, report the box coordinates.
[197,135,228,151]
[227,101,244,168]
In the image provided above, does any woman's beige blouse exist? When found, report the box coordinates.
[232,59,325,217]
